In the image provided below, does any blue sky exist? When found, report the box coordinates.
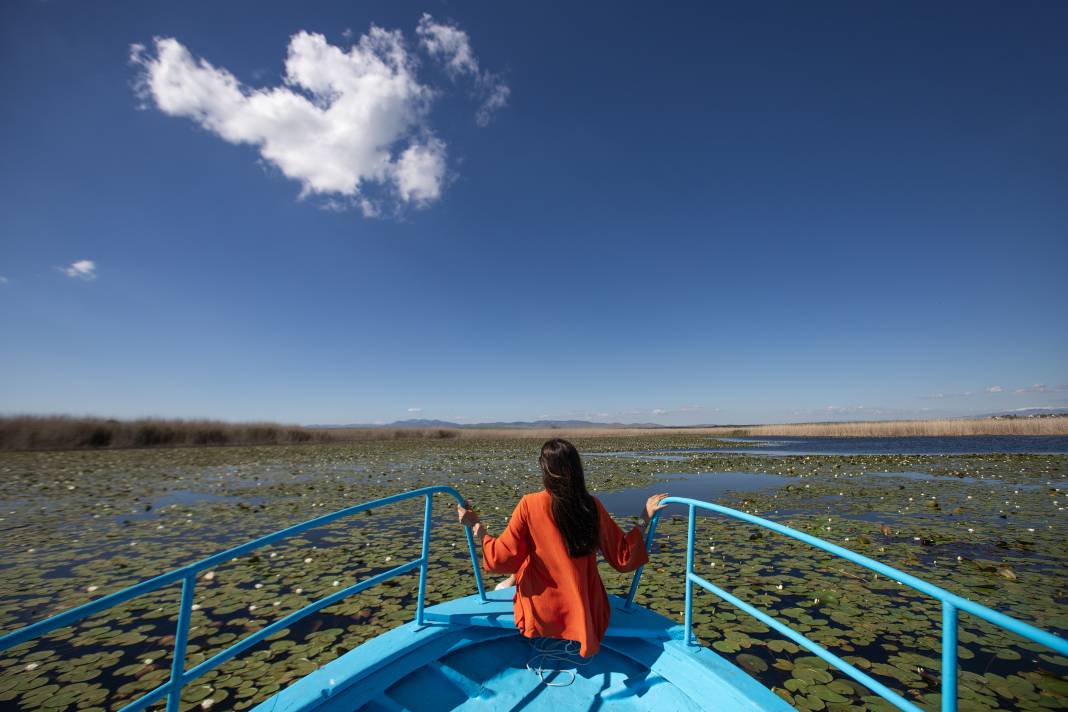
[1,1,1066,426]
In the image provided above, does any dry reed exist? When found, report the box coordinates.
[0,416,339,451]
[732,418,1068,438]
[1,415,1063,451]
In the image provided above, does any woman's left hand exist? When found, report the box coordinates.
[457,501,480,527]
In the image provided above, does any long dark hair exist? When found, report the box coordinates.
[539,438,599,557]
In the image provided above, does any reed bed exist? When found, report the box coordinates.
[734,417,1068,437]
[0,416,340,451]
[1,415,1063,451]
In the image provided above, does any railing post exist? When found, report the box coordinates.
[942,601,958,712]
[415,494,433,625]
[684,504,696,645]
[166,574,196,712]
[624,513,661,609]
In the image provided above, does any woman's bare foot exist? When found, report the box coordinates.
[495,574,516,590]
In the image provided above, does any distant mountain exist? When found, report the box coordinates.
[309,418,671,429]
[979,407,1068,418]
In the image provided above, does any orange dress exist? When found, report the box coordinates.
[480,489,649,657]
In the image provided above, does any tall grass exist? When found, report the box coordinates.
[0,416,482,451]
[731,418,1068,437]
[1,415,1063,451]
[0,416,347,451]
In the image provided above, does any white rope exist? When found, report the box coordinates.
[525,637,593,686]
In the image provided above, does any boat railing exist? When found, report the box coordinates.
[623,496,1068,712]
[0,485,486,712]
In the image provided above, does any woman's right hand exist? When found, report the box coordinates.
[640,493,669,524]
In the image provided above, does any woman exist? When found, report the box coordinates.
[456,438,668,658]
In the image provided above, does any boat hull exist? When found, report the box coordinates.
[252,588,794,711]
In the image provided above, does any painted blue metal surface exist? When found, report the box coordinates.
[0,485,486,712]
[624,495,1068,712]
[251,589,794,712]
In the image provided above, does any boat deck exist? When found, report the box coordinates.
[252,588,793,711]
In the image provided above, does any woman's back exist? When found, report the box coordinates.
[459,438,667,658]
[480,490,649,657]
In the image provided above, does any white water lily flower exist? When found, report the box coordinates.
[304,557,313,564]
[201,699,214,710]
[296,588,304,594]
[24,662,39,671]
[776,584,783,590]
[143,657,154,665]
[385,556,393,562]
[248,604,257,611]
[254,583,263,589]
[191,604,201,611]
[332,580,340,587]
[203,571,215,581]
[87,585,99,593]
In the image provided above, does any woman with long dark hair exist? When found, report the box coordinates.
[456,438,668,658]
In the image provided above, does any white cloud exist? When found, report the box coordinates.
[651,408,667,416]
[416,14,477,76]
[986,385,1004,393]
[1014,383,1068,394]
[416,14,509,126]
[0,276,8,285]
[130,19,505,212]
[407,407,423,413]
[393,137,447,204]
[61,260,96,280]
[475,81,510,127]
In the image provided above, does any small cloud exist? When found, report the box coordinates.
[407,407,423,413]
[475,77,510,127]
[416,14,478,76]
[0,276,8,285]
[61,260,96,280]
[1015,384,1048,394]
[986,385,1004,393]
[651,408,667,416]
[417,13,509,126]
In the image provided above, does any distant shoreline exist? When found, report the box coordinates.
[0,414,1065,452]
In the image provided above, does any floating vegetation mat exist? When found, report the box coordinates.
[1,438,1066,710]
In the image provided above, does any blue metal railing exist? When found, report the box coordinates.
[0,485,485,712]
[624,496,1068,712]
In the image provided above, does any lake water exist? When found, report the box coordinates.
[589,434,1068,458]
[597,471,792,516]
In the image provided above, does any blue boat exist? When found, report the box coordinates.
[1,485,1066,711]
